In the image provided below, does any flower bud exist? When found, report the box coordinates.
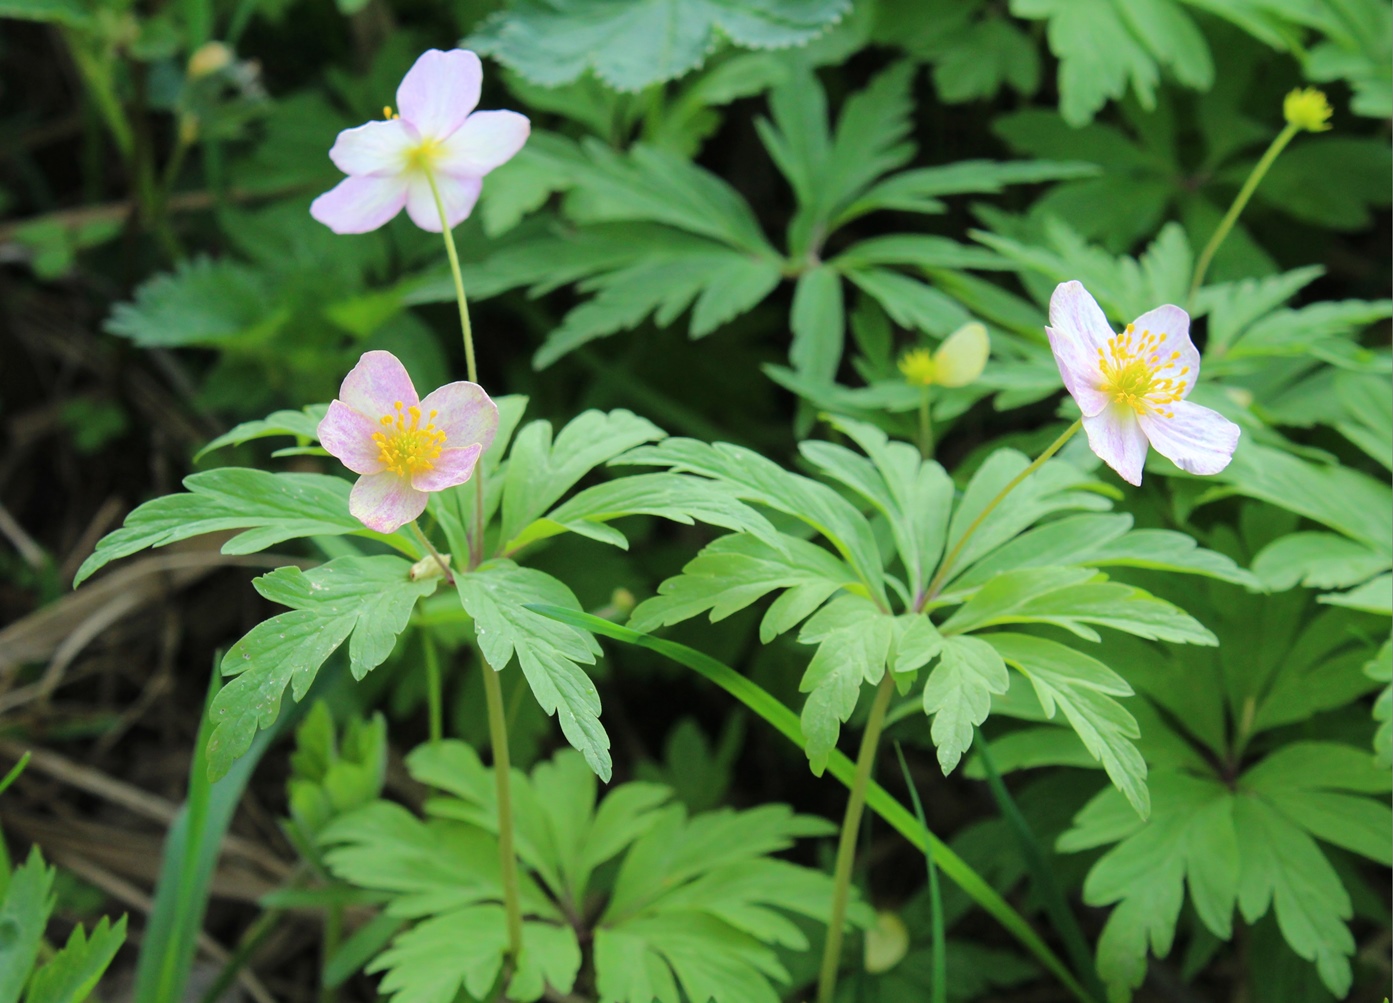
[1283,87,1332,133]
[188,41,233,79]
[931,321,990,387]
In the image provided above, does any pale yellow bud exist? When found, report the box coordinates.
[188,41,233,79]
[863,911,909,973]
[409,553,452,581]
[1283,87,1332,133]
[930,321,990,387]
[897,347,936,387]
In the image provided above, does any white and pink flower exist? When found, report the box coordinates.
[1047,281,1239,486]
[318,351,497,533]
[310,48,529,234]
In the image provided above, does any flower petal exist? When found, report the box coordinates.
[1083,404,1150,486]
[1138,399,1240,476]
[419,381,498,450]
[396,49,481,139]
[310,175,407,234]
[318,400,386,475]
[411,443,484,493]
[1049,281,1115,354]
[350,471,427,533]
[328,119,413,177]
[435,110,531,176]
[405,173,482,232]
[1127,303,1200,399]
[1046,324,1111,417]
[339,350,419,418]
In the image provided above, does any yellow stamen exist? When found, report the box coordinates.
[1096,328,1188,416]
[383,105,399,120]
[371,402,447,477]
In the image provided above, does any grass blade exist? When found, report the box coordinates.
[132,662,294,1003]
[893,743,945,1003]
[528,604,1095,1003]
[974,728,1105,1002]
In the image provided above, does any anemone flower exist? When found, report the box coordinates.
[1047,281,1239,486]
[310,48,529,234]
[318,350,497,532]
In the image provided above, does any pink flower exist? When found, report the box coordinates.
[310,49,530,234]
[1047,281,1239,486]
[318,351,498,533]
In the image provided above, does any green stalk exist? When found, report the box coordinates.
[481,654,525,968]
[922,419,1082,604]
[427,170,523,978]
[422,634,444,745]
[426,171,486,569]
[1188,122,1299,302]
[816,672,897,1003]
[917,387,935,460]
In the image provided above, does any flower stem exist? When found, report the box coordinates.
[425,171,478,385]
[426,170,487,569]
[480,653,525,970]
[1189,122,1298,302]
[422,634,443,745]
[921,419,1082,604]
[917,387,935,460]
[816,671,897,1003]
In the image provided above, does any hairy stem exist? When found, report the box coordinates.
[816,672,897,1003]
[481,655,525,972]
[922,419,1082,604]
[1189,122,1298,302]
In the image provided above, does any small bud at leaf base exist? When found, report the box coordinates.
[931,321,990,387]
[863,911,909,973]
[409,553,452,581]
[1283,87,1332,133]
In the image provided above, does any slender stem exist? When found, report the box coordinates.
[425,170,478,384]
[481,654,525,970]
[1189,122,1298,302]
[409,521,454,584]
[816,672,897,1003]
[320,903,342,1003]
[921,419,1082,605]
[917,387,934,460]
[422,634,443,745]
[426,170,487,569]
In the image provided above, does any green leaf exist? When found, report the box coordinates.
[842,159,1100,222]
[0,0,90,26]
[1232,798,1354,998]
[369,906,580,1003]
[1252,532,1389,591]
[508,472,777,554]
[0,849,55,1003]
[1368,640,1392,769]
[803,416,955,598]
[24,916,127,1003]
[105,256,278,348]
[1010,0,1210,126]
[844,267,970,336]
[922,636,1009,774]
[618,437,887,603]
[195,405,329,461]
[789,266,845,380]
[74,469,402,587]
[455,561,611,781]
[797,595,894,770]
[208,557,436,780]
[467,0,851,91]
[944,567,1218,645]
[629,532,856,642]
[500,410,666,548]
[988,633,1147,816]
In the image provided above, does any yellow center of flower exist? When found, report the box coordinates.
[898,348,936,386]
[1283,87,1332,133]
[1096,324,1190,418]
[405,136,442,174]
[373,401,446,476]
